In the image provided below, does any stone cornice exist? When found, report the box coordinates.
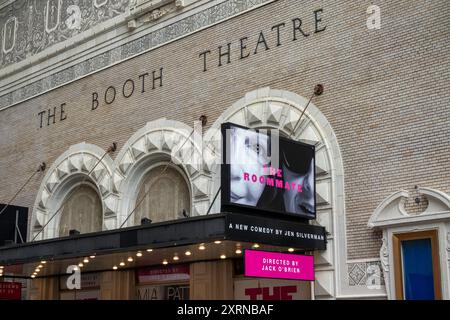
[0,0,272,111]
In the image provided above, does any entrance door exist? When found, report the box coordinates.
[393,230,442,300]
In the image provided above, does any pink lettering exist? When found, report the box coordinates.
[266,178,274,186]
[291,182,296,190]
[251,174,257,182]
[259,176,266,184]
[277,169,282,177]
[275,179,283,188]
[284,181,291,190]
[297,184,303,193]
[244,172,250,181]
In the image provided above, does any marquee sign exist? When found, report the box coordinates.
[221,123,316,220]
[225,213,326,250]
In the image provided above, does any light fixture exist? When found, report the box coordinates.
[32,272,37,276]
[252,243,260,249]
[83,258,89,263]
[40,261,46,264]
[146,249,153,252]
[89,255,96,259]
[31,275,36,278]
[78,263,83,267]
[214,240,221,244]
[136,252,143,257]
[162,259,168,265]
[119,261,125,266]
[38,264,43,268]
[127,257,133,262]
[220,254,226,259]
[0,266,4,269]
[35,268,40,272]
[73,267,78,271]
[235,248,242,254]
[113,266,118,270]
[288,248,295,253]
[199,244,206,250]
[185,251,192,256]
[173,255,179,261]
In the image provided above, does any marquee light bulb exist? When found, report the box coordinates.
[31,275,36,278]
[214,240,221,244]
[38,265,43,268]
[146,249,153,252]
[199,244,206,250]
[119,261,125,266]
[136,252,143,257]
[89,255,96,259]
[185,251,192,256]
[78,263,83,267]
[127,257,133,262]
[113,266,118,270]
[235,248,242,254]
[220,254,226,259]
[252,243,260,249]
[40,261,46,264]
[162,260,168,265]
[173,255,179,261]
[83,258,89,263]
[288,248,295,252]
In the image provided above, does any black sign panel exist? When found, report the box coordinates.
[221,122,316,220]
[0,204,28,246]
[225,213,326,250]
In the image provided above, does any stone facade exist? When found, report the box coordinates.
[0,0,130,68]
[0,0,450,298]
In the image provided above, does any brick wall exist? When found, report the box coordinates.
[0,0,449,260]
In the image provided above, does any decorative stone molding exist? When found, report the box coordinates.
[203,87,346,299]
[0,0,130,69]
[113,118,204,227]
[368,187,450,299]
[30,142,115,240]
[128,0,173,19]
[380,236,389,273]
[348,260,385,287]
[368,187,450,229]
[31,118,205,237]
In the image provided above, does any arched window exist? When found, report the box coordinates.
[134,165,190,224]
[59,184,103,236]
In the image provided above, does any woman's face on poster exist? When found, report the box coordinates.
[282,159,315,216]
[229,127,269,206]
